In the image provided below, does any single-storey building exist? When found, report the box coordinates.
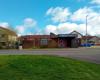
[20,33,79,49]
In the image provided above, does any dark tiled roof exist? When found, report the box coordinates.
[82,36,99,39]
[20,35,50,40]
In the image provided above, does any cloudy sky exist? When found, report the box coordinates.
[0,0,100,36]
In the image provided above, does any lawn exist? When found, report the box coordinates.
[0,55,100,80]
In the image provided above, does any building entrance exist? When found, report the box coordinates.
[58,37,75,48]
[58,38,67,48]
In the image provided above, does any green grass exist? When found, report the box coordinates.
[0,55,100,80]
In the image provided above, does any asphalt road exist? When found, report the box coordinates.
[0,48,100,64]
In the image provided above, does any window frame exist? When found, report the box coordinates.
[40,38,48,45]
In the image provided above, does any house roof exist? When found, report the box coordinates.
[0,26,17,36]
[70,30,83,36]
[20,35,50,40]
[82,36,99,39]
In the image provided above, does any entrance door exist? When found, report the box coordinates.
[71,39,78,48]
[58,38,66,48]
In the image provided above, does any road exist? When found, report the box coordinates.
[0,48,100,64]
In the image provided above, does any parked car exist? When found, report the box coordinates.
[81,43,95,47]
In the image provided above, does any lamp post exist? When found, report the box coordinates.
[86,15,88,47]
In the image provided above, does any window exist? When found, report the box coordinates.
[0,34,5,38]
[1,42,6,46]
[40,39,48,45]
[1,34,5,37]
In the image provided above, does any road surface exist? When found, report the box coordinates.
[0,48,100,64]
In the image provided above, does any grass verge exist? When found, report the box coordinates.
[0,55,100,80]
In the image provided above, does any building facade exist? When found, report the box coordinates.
[0,27,17,49]
[20,33,79,49]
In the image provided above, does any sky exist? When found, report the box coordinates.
[0,0,100,36]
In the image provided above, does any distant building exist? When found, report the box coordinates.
[82,36,100,45]
[19,32,79,49]
[89,36,100,44]
[70,30,100,46]
[0,27,17,49]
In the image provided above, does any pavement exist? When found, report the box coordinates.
[0,47,100,64]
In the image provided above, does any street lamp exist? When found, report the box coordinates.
[86,15,88,46]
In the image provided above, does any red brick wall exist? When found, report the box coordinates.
[48,38,58,48]
[20,35,78,48]
[22,38,59,48]
[22,40,34,48]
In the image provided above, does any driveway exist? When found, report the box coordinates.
[0,48,100,64]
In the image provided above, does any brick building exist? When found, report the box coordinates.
[19,33,79,49]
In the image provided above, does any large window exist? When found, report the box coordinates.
[40,39,48,45]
